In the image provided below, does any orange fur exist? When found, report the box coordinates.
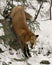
[11,6,35,46]
[10,5,38,57]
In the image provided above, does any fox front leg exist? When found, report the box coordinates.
[23,44,28,58]
[26,44,31,57]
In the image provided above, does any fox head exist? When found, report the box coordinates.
[30,35,39,49]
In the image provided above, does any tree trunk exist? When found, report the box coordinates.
[50,0,52,20]
[34,2,43,21]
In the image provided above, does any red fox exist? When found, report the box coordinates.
[10,5,39,58]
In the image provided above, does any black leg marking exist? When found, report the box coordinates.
[23,46,28,58]
[26,44,31,57]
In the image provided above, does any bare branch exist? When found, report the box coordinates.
[29,2,37,12]
[29,2,43,22]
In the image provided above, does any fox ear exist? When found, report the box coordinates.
[36,35,39,38]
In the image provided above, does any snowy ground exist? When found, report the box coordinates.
[0,0,52,65]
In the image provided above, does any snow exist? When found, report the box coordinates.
[13,1,22,6]
[0,23,5,36]
[0,0,52,65]
[27,54,50,65]
[0,0,6,14]
[0,15,4,19]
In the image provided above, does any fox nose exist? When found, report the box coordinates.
[36,35,39,37]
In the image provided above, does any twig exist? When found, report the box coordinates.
[29,2,43,22]
[34,2,43,21]
[29,2,37,12]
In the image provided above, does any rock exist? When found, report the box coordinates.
[0,48,4,53]
[47,51,51,56]
[40,60,50,64]
[2,61,7,65]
